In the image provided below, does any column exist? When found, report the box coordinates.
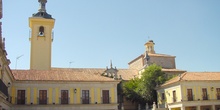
[52,88,55,104]
[30,87,34,104]
[197,106,201,110]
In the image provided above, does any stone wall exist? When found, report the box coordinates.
[128,55,144,70]
[148,56,176,69]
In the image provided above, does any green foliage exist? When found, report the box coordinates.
[122,78,145,104]
[122,64,168,105]
[139,64,166,104]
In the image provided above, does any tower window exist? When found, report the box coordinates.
[39,26,44,36]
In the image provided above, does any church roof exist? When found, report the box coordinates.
[32,0,53,19]
[128,53,175,65]
[161,68,186,73]
[160,72,220,87]
[12,68,138,81]
[148,53,175,57]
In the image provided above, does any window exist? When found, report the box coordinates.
[39,26,44,36]
[173,91,176,102]
[102,90,110,104]
[187,89,193,101]
[82,90,89,104]
[17,90,25,104]
[161,93,165,100]
[217,88,220,100]
[39,90,47,104]
[202,88,208,100]
[61,90,69,104]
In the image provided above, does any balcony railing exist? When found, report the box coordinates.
[59,97,70,104]
[202,95,209,100]
[38,97,48,105]
[6,96,12,103]
[0,79,8,97]
[217,94,220,100]
[101,97,111,104]
[81,97,91,104]
[172,97,177,103]
[187,95,194,101]
[15,97,27,105]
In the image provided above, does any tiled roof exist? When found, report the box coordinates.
[12,68,138,81]
[148,53,175,57]
[161,72,220,87]
[162,68,186,73]
[116,69,138,80]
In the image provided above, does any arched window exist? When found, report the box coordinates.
[39,26,44,36]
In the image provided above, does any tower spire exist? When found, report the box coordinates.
[32,0,52,19]
[38,0,47,12]
[110,60,113,68]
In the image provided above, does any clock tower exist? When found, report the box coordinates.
[29,0,55,70]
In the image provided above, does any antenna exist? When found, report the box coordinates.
[15,54,24,69]
[69,61,74,68]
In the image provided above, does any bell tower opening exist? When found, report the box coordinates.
[144,40,155,54]
[39,26,45,36]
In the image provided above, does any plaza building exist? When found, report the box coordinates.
[0,0,186,110]
[156,72,220,110]
[0,0,14,109]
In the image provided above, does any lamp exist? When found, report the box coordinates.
[211,87,214,91]
[74,89,77,93]
[7,82,11,87]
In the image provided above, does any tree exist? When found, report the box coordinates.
[122,77,144,104]
[139,64,167,105]
[123,64,168,106]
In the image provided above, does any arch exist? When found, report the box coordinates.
[39,26,44,36]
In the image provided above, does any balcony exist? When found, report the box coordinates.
[101,97,111,104]
[0,79,8,97]
[6,96,12,103]
[187,95,194,101]
[81,97,91,104]
[172,97,177,103]
[217,94,220,100]
[60,97,70,104]
[15,97,27,105]
[38,97,48,105]
[202,95,209,100]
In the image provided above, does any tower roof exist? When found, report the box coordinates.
[32,0,53,19]
[144,40,155,46]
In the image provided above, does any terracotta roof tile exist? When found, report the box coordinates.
[162,68,186,73]
[148,53,175,57]
[12,68,138,81]
[161,72,220,87]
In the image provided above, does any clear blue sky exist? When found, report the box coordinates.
[2,0,220,72]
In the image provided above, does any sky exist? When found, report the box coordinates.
[2,0,220,72]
